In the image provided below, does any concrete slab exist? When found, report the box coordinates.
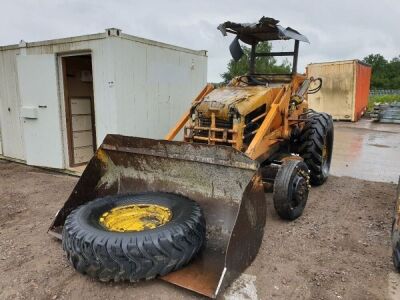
[331,120,400,183]
[334,118,400,133]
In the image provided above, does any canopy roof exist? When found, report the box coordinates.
[217,17,309,45]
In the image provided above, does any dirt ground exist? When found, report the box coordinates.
[0,159,397,300]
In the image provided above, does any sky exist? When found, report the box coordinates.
[1,0,399,82]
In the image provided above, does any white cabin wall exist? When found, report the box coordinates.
[112,38,148,138]
[22,36,118,148]
[0,49,25,160]
[0,31,207,166]
[0,35,119,163]
[113,37,207,140]
[90,37,119,145]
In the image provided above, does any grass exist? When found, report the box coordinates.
[368,94,400,111]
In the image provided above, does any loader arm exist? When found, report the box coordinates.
[245,83,297,160]
[165,84,214,141]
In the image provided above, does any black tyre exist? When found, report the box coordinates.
[273,160,310,220]
[298,113,334,186]
[392,182,400,272]
[393,217,400,271]
[62,193,206,282]
[393,241,400,272]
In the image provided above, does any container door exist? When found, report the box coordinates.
[0,124,2,155]
[353,63,372,121]
[16,54,64,168]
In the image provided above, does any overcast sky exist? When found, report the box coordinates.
[1,0,399,82]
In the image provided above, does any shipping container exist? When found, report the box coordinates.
[0,28,207,169]
[307,60,371,122]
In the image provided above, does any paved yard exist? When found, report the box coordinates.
[331,119,400,183]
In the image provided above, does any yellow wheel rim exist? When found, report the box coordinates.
[99,204,172,232]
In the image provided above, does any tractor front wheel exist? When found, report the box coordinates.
[273,160,310,220]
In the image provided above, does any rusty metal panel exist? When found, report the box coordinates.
[354,62,372,121]
[49,135,266,298]
[307,60,366,121]
[196,86,276,120]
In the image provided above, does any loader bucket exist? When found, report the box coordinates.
[49,134,266,298]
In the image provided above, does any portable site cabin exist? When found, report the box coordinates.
[307,60,371,122]
[0,28,207,170]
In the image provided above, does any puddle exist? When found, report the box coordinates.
[368,143,391,148]
[331,126,400,183]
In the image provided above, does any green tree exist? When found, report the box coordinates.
[221,42,291,83]
[363,54,400,89]
[363,54,387,72]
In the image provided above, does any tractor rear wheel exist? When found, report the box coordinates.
[62,193,206,282]
[298,113,334,186]
[273,160,310,220]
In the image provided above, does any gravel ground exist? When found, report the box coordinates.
[0,160,396,300]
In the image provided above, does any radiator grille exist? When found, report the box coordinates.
[184,116,235,146]
[199,117,233,129]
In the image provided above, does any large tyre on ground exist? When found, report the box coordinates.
[62,193,206,282]
[273,160,310,220]
[298,112,334,186]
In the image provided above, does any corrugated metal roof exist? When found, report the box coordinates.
[0,28,207,56]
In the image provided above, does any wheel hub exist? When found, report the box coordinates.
[292,176,308,205]
[99,204,172,232]
[291,168,310,208]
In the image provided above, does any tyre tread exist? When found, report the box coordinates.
[273,160,309,220]
[62,194,206,282]
[297,113,333,185]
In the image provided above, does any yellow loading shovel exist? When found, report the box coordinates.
[49,134,266,298]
